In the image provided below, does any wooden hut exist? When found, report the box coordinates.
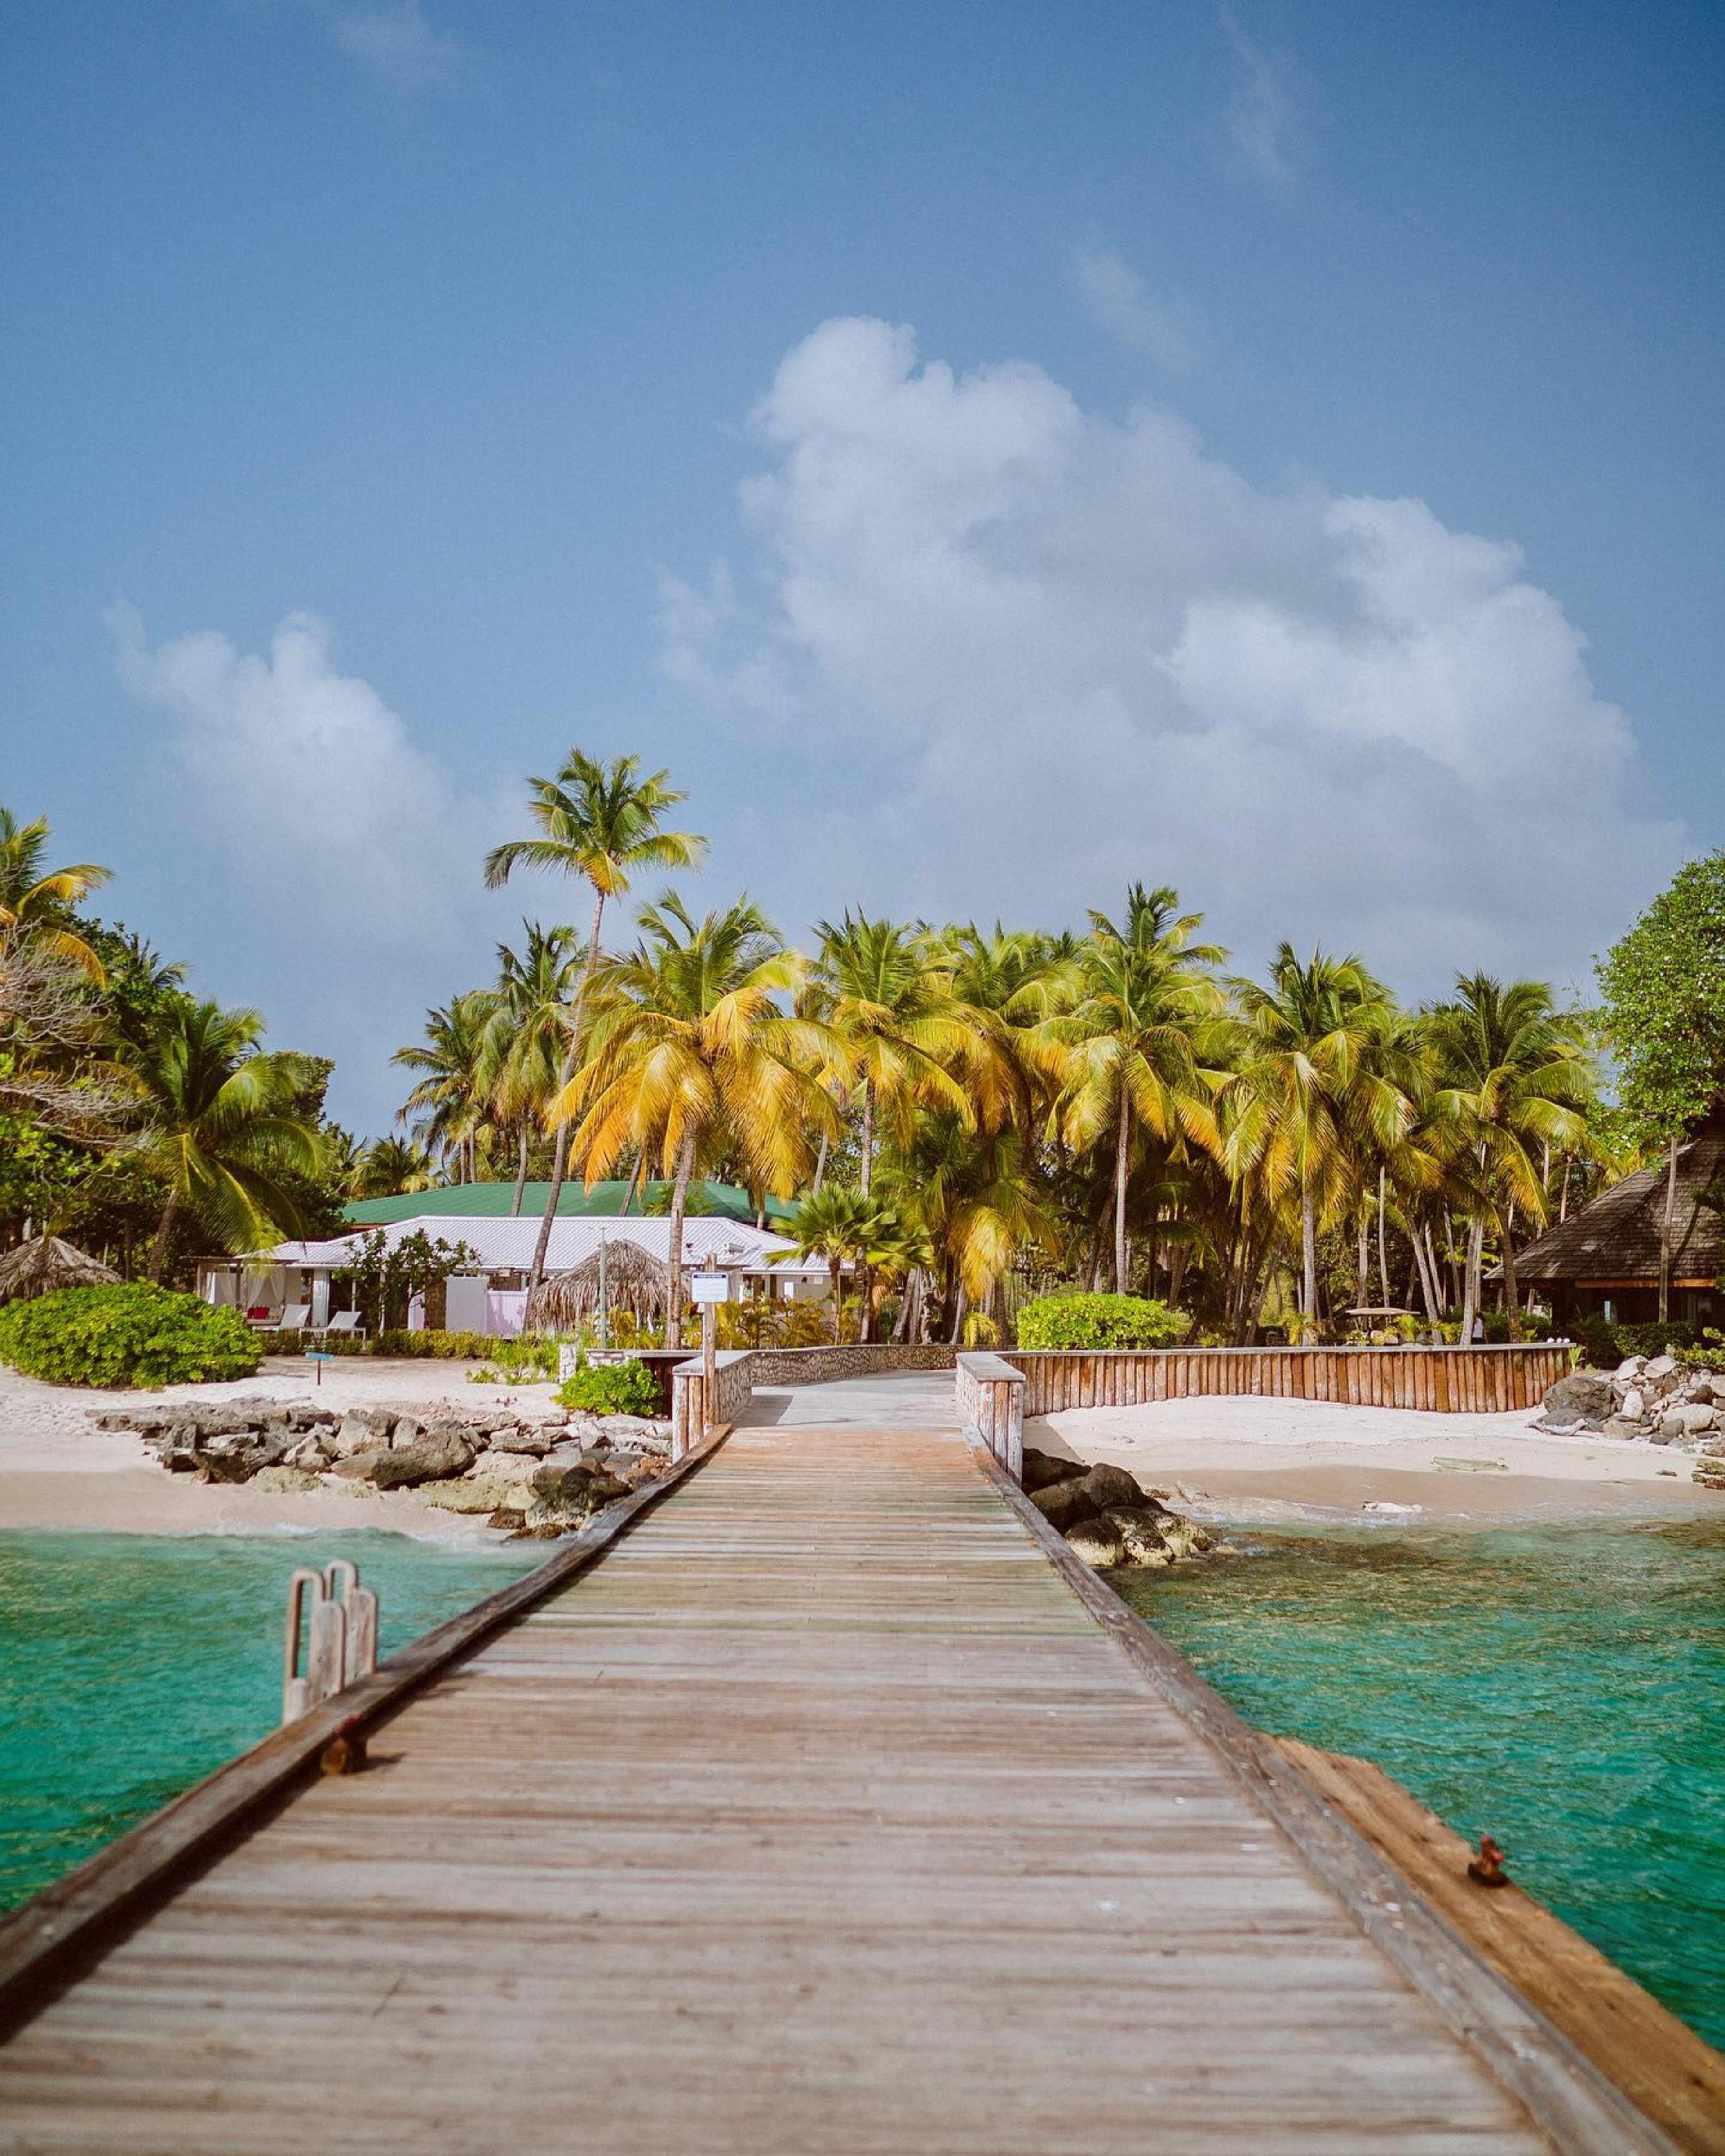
[0,1236,121,1306]
[1513,1104,1725,1328]
[524,1237,670,1335]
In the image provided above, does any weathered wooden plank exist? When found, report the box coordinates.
[1275,1741,1725,2155]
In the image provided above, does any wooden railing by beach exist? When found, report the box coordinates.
[955,1351,1025,1479]
[671,1341,1572,1449]
[1004,1344,1572,1418]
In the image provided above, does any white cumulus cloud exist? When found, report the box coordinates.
[110,606,514,1127]
[660,316,1684,998]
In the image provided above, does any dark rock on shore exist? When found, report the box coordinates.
[1022,1450,1216,1569]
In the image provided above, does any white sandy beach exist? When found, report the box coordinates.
[1030,1394,1724,1525]
[0,1358,555,1537]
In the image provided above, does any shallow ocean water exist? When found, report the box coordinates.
[1118,1512,1725,2049]
[0,1529,542,1913]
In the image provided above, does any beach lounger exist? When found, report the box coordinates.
[319,1310,366,1339]
[276,1304,312,1334]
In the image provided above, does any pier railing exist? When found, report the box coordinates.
[955,1352,1025,1479]
[668,1340,1571,1455]
[1004,1344,1570,1417]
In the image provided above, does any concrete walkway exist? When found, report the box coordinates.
[738,1364,960,1430]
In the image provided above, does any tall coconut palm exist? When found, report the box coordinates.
[1225,945,1413,1326]
[1423,973,1595,1331]
[484,752,705,1287]
[809,915,972,1193]
[479,923,584,1214]
[1039,885,1229,1294]
[0,808,111,980]
[551,893,833,1347]
[392,992,496,1182]
[121,1000,327,1281]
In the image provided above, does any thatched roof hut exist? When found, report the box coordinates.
[1513,1104,1725,1325]
[524,1237,670,1334]
[0,1235,121,1306]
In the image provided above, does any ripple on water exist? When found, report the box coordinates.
[0,1529,543,1913]
[1118,1514,1725,2049]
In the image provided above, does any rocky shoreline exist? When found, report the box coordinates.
[1022,1447,1228,1568]
[1535,1359,1725,1488]
[93,1396,675,1537]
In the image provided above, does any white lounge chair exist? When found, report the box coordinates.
[276,1304,312,1334]
[319,1310,366,1339]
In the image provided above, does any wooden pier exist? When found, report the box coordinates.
[0,1398,1686,2152]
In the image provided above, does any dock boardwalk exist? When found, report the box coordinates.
[0,1419,1665,2153]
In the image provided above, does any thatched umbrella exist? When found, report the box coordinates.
[524,1237,670,1335]
[0,1234,121,1305]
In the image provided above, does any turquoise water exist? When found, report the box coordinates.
[1119,1515,1725,2050]
[0,1530,542,1914]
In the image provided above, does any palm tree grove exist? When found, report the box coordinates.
[1,751,1677,1352]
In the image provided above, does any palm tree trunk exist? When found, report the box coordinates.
[811,1128,829,1197]
[1114,1096,1131,1294]
[664,1131,695,1351]
[1300,1183,1318,1324]
[1411,1218,1441,1321]
[1659,1131,1679,1323]
[860,1081,875,1196]
[530,889,606,1291]
[1460,1218,1484,1341]
[510,1122,530,1217]
[146,1190,181,1286]
[1355,1215,1369,1317]
[828,1257,843,1343]
[947,1281,969,1346]
[1500,1204,1518,1316]
[618,1152,642,1214]
[1376,1169,1390,1305]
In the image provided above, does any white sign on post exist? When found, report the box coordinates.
[689,1272,730,1306]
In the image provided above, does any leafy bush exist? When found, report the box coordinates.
[0,1284,263,1388]
[556,1356,660,1417]
[1572,1314,1698,1368]
[1016,1292,1189,1352]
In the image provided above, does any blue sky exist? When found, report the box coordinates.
[3,2,1721,1130]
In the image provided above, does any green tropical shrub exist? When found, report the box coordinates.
[556,1357,660,1416]
[0,1284,263,1388]
[1572,1313,1698,1368]
[1015,1292,1189,1351]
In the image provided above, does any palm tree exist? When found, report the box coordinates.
[777,1183,877,1341]
[551,893,833,1347]
[809,915,972,1192]
[888,1109,1059,1341]
[479,923,584,1214]
[349,1135,439,1200]
[1423,973,1595,1332]
[121,1000,327,1281]
[1039,885,1229,1294]
[393,993,495,1181]
[1225,945,1412,1327]
[0,808,111,980]
[484,752,704,1287]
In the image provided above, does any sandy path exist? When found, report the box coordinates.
[0,1358,555,1537]
[1030,1395,1723,1526]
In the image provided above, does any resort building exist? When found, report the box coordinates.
[1513,1105,1725,1328]
[196,1179,825,1336]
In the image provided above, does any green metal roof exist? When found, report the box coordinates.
[343,1180,797,1227]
